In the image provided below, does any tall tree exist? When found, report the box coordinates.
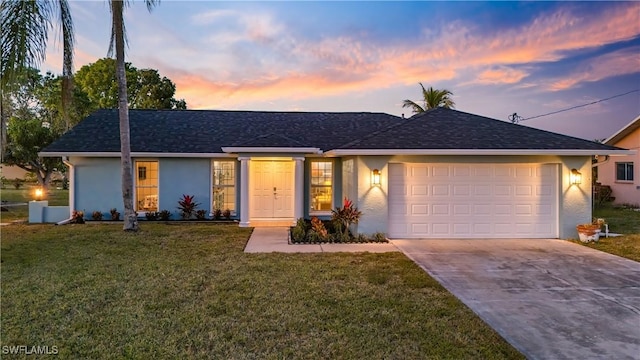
[74,57,187,110]
[0,0,75,160]
[402,83,455,114]
[1,68,84,189]
[109,0,159,231]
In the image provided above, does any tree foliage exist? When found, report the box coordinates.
[74,57,186,111]
[1,69,84,189]
[402,83,455,114]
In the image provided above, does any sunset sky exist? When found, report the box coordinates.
[43,1,640,141]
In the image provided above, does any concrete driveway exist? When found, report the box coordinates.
[392,239,640,360]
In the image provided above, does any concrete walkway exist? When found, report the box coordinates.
[244,227,398,253]
[392,239,640,360]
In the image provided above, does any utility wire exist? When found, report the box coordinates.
[510,89,640,123]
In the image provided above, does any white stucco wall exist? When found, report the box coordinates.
[351,155,592,239]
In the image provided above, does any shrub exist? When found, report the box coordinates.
[223,209,232,220]
[196,209,208,220]
[145,211,160,221]
[110,208,120,221]
[71,210,85,224]
[91,211,103,221]
[310,216,328,239]
[331,197,362,237]
[159,210,171,221]
[372,232,387,243]
[213,208,222,220]
[291,218,307,243]
[12,178,24,189]
[177,195,200,220]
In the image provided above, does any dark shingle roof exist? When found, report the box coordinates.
[339,108,621,151]
[43,108,623,154]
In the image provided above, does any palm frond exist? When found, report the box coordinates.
[0,0,54,84]
[402,99,425,114]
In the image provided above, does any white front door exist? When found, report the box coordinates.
[250,161,294,219]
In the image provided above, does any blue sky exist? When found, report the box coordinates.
[43,1,640,141]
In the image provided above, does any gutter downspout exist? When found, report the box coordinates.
[62,156,75,218]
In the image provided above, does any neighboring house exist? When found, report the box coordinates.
[0,164,29,180]
[597,115,640,206]
[40,108,631,239]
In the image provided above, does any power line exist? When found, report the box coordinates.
[510,89,640,123]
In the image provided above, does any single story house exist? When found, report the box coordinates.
[596,115,639,206]
[40,107,632,239]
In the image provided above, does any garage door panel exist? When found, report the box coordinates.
[388,163,558,239]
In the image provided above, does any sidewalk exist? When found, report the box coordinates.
[244,227,399,253]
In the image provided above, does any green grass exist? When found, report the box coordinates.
[0,187,69,222]
[1,224,523,359]
[574,205,640,262]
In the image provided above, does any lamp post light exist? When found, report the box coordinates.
[34,188,43,201]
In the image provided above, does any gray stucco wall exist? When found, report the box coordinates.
[72,157,122,215]
[159,158,211,219]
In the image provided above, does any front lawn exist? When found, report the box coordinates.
[577,205,640,262]
[1,224,523,359]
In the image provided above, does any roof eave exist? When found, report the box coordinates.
[221,147,322,154]
[39,151,236,158]
[604,115,640,145]
[324,149,636,157]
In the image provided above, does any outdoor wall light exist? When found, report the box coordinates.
[371,169,381,186]
[570,168,582,185]
[34,188,43,201]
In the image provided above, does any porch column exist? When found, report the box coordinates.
[239,156,250,227]
[294,156,305,223]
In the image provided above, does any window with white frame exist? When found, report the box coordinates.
[310,160,333,212]
[135,160,158,211]
[616,162,634,181]
[212,160,236,212]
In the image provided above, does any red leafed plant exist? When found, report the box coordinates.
[177,194,200,220]
[310,216,328,238]
[331,197,362,236]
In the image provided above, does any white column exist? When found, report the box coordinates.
[293,157,305,224]
[239,157,250,227]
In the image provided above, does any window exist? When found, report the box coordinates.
[616,162,634,182]
[212,160,236,212]
[310,160,332,212]
[135,161,158,211]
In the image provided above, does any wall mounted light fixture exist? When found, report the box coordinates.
[570,168,582,185]
[371,169,381,186]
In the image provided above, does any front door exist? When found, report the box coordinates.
[250,160,294,219]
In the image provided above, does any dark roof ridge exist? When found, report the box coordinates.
[336,107,440,149]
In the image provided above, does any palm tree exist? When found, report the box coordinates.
[402,83,455,114]
[109,0,158,231]
[0,0,75,158]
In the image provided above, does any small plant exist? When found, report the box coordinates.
[223,209,232,220]
[196,209,208,220]
[159,210,172,221]
[71,210,85,224]
[213,208,222,220]
[291,218,307,243]
[145,211,160,221]
[331,197,362,237]
[177,194,199,220]
[110,208,120,221]
[372,232,387,243]
[310,216,328,239]
[12,178,24,189]
[91,211,103,221]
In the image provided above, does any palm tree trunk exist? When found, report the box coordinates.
[112,0,138,231]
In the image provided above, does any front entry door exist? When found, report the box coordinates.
[250,161,294,219]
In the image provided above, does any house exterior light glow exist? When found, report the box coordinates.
[371,169,381,186]
[570,169,582,185]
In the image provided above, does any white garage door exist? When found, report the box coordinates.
[388,163,558,239]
